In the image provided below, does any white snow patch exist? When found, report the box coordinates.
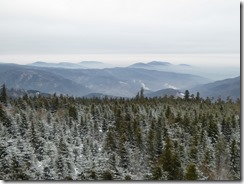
[164,83,178,89]
[177,92,185,98]
[140,81,149,90]
[74,167,79,176]
[119,81,127,85]
[180,92,185,96]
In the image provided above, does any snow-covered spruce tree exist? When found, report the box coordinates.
[229,139,240,180]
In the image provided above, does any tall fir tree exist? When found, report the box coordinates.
[0,84,7,105]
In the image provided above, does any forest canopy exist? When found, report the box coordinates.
[0,86,240,180]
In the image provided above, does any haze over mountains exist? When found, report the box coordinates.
[128,61,239,81]
[26,60,238,81]
[128,61,188,69]
[29,61,113,69]
[0,60,240,101]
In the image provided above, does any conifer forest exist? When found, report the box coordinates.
[0,86,240,180]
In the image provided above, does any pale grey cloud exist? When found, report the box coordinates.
[0,0,240,55]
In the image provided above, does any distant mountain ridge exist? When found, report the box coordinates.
[0,62,239,100]
[0,63,211,98]
[147,61,172,66]
[128,61,173,68]
[30,60,188,69]
[26,60,239,81]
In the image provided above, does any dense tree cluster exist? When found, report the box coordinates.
[0,88,240,180]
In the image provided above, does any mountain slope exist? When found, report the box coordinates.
[47,67,211,97]
[0,64,91,96]
[191,76,240,100]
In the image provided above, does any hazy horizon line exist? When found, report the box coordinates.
[0,53,240,67]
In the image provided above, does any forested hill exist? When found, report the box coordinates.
[0,88,240,180]
[190,76,240,101]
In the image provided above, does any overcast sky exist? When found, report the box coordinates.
[0,0,240,65]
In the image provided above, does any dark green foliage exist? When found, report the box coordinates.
[165,106,171,119]
[160,136,183,180]
[196,92,200,101]
[184,90,190,101]
[65,176,73,180]
[19,113,28,138]
[140,87,144,99]
[29,121,44,161]
[11,156,28,180]
[58,136,69,158]
[152,166,162,180]
[221,118,232,142]
[68,105,78,120]
[102,171,113,180]
[208,116,219,144]
[0,104,11,128]
[0,156,11,180]
[155,127,163,156]
[104,128,117,152]
[147,120,155,160]
[0,84,7,105]
[189,146,198,162]
[185,163,198,180]
[125,175,132,180]
[229,140,240,179]
[89,170,97,180]
[119,144,129,169]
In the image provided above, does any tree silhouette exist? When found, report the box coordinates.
[0,84,7,105]
[184,90,190,101]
